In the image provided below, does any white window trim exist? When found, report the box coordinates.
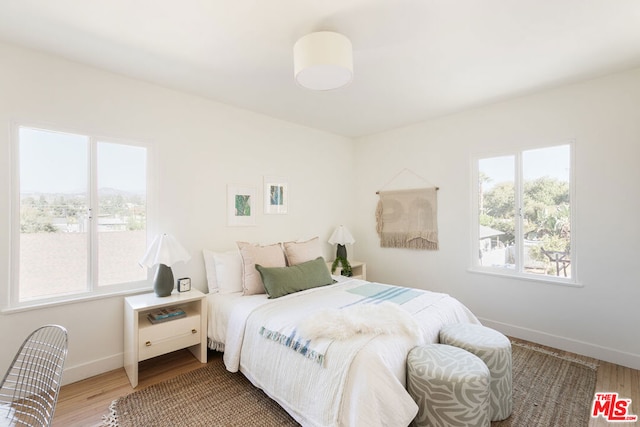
[7,121,156,310]
[469,141,579,286]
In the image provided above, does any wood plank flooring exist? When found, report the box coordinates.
[53,350,220,427]
[52,342,639,427]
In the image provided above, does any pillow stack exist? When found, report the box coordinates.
[203,237,333,298]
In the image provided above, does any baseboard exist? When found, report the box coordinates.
[62,353,123,386]
[479,317,640,371]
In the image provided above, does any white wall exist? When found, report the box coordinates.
[0,42,356,383]
[354,68,640,369]
[2,40,639,385]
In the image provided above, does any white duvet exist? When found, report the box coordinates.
[208,278,480,427]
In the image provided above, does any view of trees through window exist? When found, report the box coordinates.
[477,144,572,279]
[16,126,147,302]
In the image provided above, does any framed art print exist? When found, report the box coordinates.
[227,184,256,226]
[264,176,288,214]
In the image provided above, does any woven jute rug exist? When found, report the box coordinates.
[101,355,297,427]
[493,341,598,427]
[102,341,597,426]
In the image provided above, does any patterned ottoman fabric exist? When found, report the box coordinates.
[439,323,512,421]
[407,344,491,427]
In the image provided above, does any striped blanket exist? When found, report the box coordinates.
[232,278,480,427]
[257,282,446,365]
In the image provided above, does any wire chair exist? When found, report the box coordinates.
[0,325,68,427]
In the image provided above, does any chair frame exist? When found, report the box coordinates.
[0,325,68,427]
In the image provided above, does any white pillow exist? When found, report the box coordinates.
[202,249,243,294]
[283,236,322,265]
[237,242,286,295]
[203,249,219,292]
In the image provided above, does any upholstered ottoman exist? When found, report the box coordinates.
[407,344,491,427]
[439,324,512,421]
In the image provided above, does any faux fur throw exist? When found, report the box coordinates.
[297,302,423,343]
[376,187,439,250]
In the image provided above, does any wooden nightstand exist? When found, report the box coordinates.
[124,289,207,387]
[327,260,366,280]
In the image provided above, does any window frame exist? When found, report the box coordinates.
[470,141,579,286]
[7,121,155,310]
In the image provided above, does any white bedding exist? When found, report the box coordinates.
[207,277,480,427]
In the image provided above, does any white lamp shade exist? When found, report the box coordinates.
[139,233,191,268]
[294,31,353,91]
[328,225,355,245]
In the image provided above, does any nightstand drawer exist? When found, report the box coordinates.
[139,315,201,361]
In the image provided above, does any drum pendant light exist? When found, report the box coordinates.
[294,31,353,91]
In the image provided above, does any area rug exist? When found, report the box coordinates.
[101,356,298,427]
[102,341,598,426]
[493,341,598,427]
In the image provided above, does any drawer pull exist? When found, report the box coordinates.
[191,329,197,334]
[145,341,152,347]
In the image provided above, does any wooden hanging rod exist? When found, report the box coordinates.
[376,187,439,194]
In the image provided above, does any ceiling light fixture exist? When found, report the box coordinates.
[293,31,353,91]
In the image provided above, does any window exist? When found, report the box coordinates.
[473,143,574,282]
[11,125,149,305]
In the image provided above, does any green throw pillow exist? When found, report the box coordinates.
[255,256,334,298]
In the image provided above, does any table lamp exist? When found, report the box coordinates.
[139,233,191,297]
[328,225,355,276]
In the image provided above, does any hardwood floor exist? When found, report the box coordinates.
[53,343,639,427]
[53,350,219,427]
[592,361,640,426]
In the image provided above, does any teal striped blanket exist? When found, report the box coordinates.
[257,280,446,365]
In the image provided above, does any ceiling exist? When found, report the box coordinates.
[1,1,640,138]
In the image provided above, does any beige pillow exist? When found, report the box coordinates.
[283,237,322,266]
[237,242,287,295]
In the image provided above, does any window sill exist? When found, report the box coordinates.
[1,285,153,314]
[467,267,583,288]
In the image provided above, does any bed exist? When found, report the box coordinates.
[206,274,480,427]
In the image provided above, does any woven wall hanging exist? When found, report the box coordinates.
[375,169,439,250]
